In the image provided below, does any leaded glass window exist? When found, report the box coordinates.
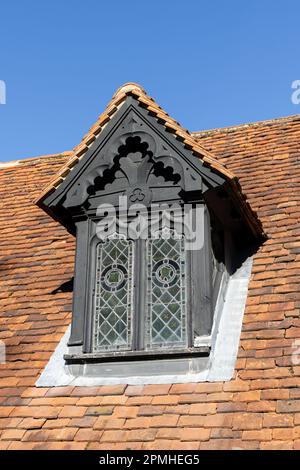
[93,238,134,352]
[90,208,217,357]
[146,235,187,349]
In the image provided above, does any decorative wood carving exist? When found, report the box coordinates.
[62,110,205,210]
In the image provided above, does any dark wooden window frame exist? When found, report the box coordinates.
[65,204,218,364]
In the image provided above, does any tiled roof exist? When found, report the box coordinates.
[35,83,264,239]
[0,114,300,449]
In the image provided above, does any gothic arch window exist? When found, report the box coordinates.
[91,229,192,356]
[79,197,220,362]
[93,237,134,352]
[86,205,215,357]
[146,233,187,350]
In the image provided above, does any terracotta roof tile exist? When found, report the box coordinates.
[0,112,299,449]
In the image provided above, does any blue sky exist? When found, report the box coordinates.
[0,0,300,162]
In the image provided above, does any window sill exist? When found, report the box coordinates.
[64,346,210,365]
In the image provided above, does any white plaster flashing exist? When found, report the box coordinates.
[36,257,253,387]
[208,257,253,381]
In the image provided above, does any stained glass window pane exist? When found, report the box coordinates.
[93,239,134,352]
[146,235,187,349]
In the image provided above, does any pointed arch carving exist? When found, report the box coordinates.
[64,138,180,209]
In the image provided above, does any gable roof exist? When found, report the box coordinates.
[35,83,265,240]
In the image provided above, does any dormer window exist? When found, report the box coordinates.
[36,83,263,378]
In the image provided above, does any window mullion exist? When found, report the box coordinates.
[132,239,147,351]
[186,248,194,348]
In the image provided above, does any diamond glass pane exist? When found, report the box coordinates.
[146,236,187,349]
[93,239,134,352]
